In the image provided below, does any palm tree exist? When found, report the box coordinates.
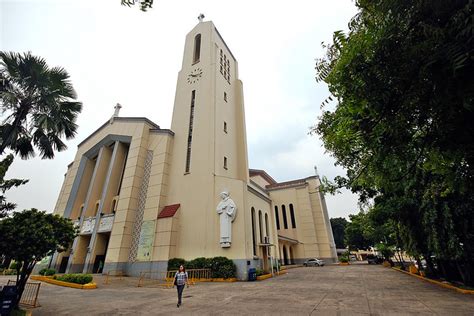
[0,52,82,159]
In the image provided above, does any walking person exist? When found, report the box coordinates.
[174,265,189,308]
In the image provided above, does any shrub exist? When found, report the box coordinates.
[272,261,281,271]
[54,273,93,284]
[339,256,349,263]
[9,262,21,270]
[39,268,56,276]
[256,268,264,276]
[187,257,211,270]
[209,256,236,279]
[167,258,186,271]
[167,256,236,279]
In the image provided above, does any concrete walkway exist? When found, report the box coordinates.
[3,264,474,315]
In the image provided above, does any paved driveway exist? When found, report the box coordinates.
[3,264,474,315]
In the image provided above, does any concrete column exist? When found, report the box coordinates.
[83,141,120,273]
[66,146,106,273]
[63,156,89,219]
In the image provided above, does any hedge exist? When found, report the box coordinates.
[168,256,236,279]
[39,268,56,276]
[54,274,93,284]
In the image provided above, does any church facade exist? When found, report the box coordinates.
[51,20,337,280]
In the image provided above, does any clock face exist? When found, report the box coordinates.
[187,68,203,84]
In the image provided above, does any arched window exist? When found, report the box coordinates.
[94,201,100,216]
[275,205,280,230]
[289,203,296,228]
[265,213,269,241]
[258,210,263,243]
[251,208,256,255]
[193,34,201,64]
[282,205,288,229]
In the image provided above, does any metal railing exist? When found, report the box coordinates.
[7,280,41,308]
[137,271,172,288]
[103,270,126,285]
[137,269,212,288]
[166,268,212,284]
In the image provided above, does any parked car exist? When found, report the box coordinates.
[367,254,383,264]
[303,258,325,267]
[350,255,357,261]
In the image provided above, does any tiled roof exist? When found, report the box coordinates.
[158,204,180,219]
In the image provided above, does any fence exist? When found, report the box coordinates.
[137,271,172,288]
[137,269,212,288]
[7,280,41,308]
[166,268,212,284]
[103,270,126,285]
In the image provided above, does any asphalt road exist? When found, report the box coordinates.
[2,263,474,315]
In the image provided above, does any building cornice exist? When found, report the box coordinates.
[77,117,163,147]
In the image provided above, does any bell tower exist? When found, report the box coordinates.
[165,18,250,260]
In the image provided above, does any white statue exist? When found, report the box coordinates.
[216,191,237,248]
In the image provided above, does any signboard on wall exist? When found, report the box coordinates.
[136,220,155,261]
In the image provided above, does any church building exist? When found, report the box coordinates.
[51,19,337,280]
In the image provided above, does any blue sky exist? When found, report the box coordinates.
[1,0,359,219]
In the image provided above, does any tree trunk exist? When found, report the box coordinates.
[397,251,405,269]
[425,256,437,278]
[415,256,423,273]
[455,261,472,286]
[14,260,35,309]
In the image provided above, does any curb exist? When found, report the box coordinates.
[30,275,97,289]
[256,274,272,281]
[391,267,474,294]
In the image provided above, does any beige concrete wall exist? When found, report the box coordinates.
[72,235,90,265]
[101,142,128,215]
[165,21,251,262]
[250,176,270,190]
[106,124,150,264]
[84,146,113,218]
[153,216,179,261]
[246,190,278,261]
[269,179,337,262]
[307,178,337,259]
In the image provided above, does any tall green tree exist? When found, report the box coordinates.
[0,209,76,308]
[0,154,28,218]
[330,217,348,249]
[314,0,474,284]
[344,212,373,251]
[0,52,82,159]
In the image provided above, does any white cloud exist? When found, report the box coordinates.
[1,0,359,219]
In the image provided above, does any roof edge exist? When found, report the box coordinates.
[77,117,162,147]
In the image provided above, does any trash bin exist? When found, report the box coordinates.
[0,285,17,316]
[248,268,257,281]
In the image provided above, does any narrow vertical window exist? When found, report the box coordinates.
[258,210,263,243]
[224,92,227,102]
[185,90,196,173]
[275,205,280,230]
[289,203,296,228]
[94,202,100,216]
[282,205,288,229]
[223,157,228,169]
[265,213,269,241]
[223,122,227,133]
[193,34,201,64]
[251,208,256,255]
